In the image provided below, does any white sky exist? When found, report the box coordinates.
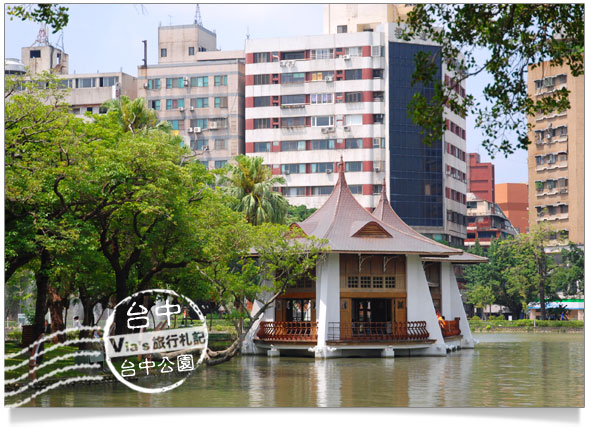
[3,2,528,185]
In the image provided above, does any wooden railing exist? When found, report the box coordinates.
[327,321,430,342]
[256,321,317,342]
[441,317,461,337]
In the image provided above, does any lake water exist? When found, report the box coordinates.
[17,332,584,407]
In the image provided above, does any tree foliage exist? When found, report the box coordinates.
[217,155,288,225]
[401,4,584,156]
[7,4,70,33]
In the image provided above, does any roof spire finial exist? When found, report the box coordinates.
[382,177,387,197]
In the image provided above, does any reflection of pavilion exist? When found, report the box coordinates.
[244,160,486,358]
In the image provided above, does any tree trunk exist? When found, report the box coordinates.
[33,250,50,340]
[538,247,547,321]
[114,273,130,336]
[48,285,66,343]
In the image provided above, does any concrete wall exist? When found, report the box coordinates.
[496,183,529,234]
[158,24,217,65]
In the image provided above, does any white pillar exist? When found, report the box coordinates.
[315,253,341,358]
[405,254,446,356]
[443,263,477,348]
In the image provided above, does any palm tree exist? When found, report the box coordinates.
[219,155,288,225]
[102,96,167,134]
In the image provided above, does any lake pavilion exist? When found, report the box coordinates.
[243,162,487,358]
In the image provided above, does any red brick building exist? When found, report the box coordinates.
[495,183,529,234]
[468,153,495,203]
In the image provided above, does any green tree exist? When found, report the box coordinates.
[466,284,495,320]
[401,4,584,156]
[218,155,288,225]
[7,4,69,32]
[550,242,584,296]
[102,95,171,135]
[286,204,317,223]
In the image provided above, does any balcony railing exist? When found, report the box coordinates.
[440,317,461,337]
[256,321,317,343]
[327,321,430,342]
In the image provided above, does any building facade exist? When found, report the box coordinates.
[527,60,584,246]
[137,24,245,170]
[244,6,467,246]
[465,193,518,250]
[495,183,529,234]
[468,153,495,203]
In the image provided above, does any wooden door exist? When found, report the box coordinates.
[340,298,351,340]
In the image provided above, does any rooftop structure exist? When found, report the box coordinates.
[465,192,518,249]
[468,153,495,203]
[244,161,483,359]
[495,183,529,234]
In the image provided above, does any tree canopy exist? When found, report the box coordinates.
[401,4,584,156]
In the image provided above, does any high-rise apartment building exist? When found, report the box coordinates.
[468,153,495,203]
[495,183,529,234]
[137,24,245,169]
[244,4,467,246]
[465,193,518,250]
[528,60,584,246]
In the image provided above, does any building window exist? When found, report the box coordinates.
[384,277,396,289]
[253,142,271,152]
[253,96,271,107]
[191,119,208,129]
[372,69,384,79]
[345,92,363,103]
[373,185,383,195]
[345,69,362,80]
[310,93,333,104]
[253,118,271,129]
[371,46,384,57]
[100,76,119,87]
[253,74,270,85]
[214,75,228,86]
[311,71,334,81]
[254,52,271,63]
[166,99,185,110]
[166,78,185,89]
[310,162,333,173]
[282,51,306,60]
[372,277,384,288]
[346,162,363,173]
[373,137,385,148]
[311,116,334,127]
[311,48,333,60]
[188,47,195,56]
[311,139,335,150]
[191,97,209,108]
[215,96,228,108]
[337,25,348,34]
[147,79,161,90]
[282,94,306,105]
[344,114,363,126]
[215,160,228,169]
[347,276,358,288]
[284,187,306,197]
[191,139,208,150]
[167,120,184,130]
[282,117,306,128]
[281,72,305,84]
[214,139,228,150]
[161,48,167,57]
[345,138,363,149]
[373,114,384,124]
[149,100,161,110]
[344,47,362,57]
[281,141,306,151]
[359,276,371,288]
[77,78,96,88]
[313,186,333,195]
[30,50,41,58]
[281,164,306,174]
[190,76,208,87]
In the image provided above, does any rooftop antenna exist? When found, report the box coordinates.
[246,25,250,40]
[32,24,49,47]
[56,30,65,52]
[168,15,173,26]
[194,4,203,26]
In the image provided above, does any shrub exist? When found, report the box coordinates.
[471,315,481,321]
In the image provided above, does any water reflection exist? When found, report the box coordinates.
[18,333,584,408]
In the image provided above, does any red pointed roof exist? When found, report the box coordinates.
[297,160,461,255]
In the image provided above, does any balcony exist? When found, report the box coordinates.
[327,321,430,343]
[440,317,461,338]
[256,321,317,343]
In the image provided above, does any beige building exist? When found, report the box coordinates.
[527,60,584,246]
[323,3,413,34]
[19,42,136,117]
[137,24,244,169]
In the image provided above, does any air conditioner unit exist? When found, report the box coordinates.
[325,127,335,133]
[203,146,209,151]
[209,122,219,129]
[194,127,202,133]
[374,167,381,172]
[285,170,290,175]
[321,127,328,134]
[143,82,149,88]
[280,60,287,67]
[326,169,333,174]
[188,127,193,133]
[184,78,190,87]
[325,75,334,82]
[288,60,295,66]
[343,126,351,131]
[179,107,185,112]
[190,106,194,111]
[343,54,351,60]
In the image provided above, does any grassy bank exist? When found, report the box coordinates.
[469,316,583,333]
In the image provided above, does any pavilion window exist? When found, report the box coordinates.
[347,276,359,289]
